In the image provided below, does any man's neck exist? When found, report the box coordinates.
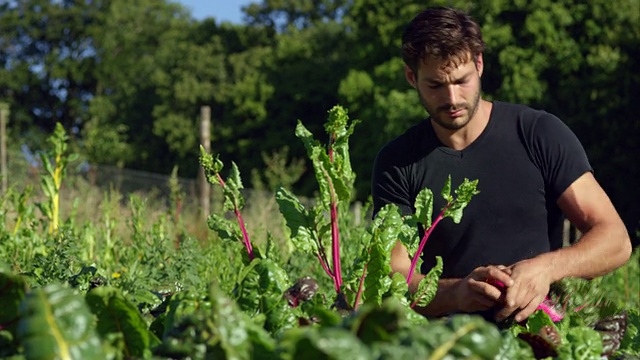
[433,99,493,150]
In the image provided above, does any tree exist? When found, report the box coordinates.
[0,0,105,137]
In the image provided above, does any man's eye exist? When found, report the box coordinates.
[427,84,441,89]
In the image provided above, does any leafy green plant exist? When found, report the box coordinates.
[0,103,637,359]
[86,286,161,358]
[17,283,108,359]
[37,123,78,235]
[200,148,255,261]
[276,105,359,295]
[402,176,479,285]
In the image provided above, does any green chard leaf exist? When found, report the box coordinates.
[441,175,453,203]
[17,284,108,360]
[222,161,245,212]
[324,105,359,192]
[275,187,320,255]
[349,297,409,345]
[234,259,296,333]
[85,286,161,358]
[362,205,405,305]
[198,145,223,185]
[387,272,410,303]
[295,121,350,206]
[209,283,275,360]
[207,213,243,243]
[411,256,443,308]
[0,272,28,355]
[444,178,480,224]
[428,315,503,360]
[413,187,434,229]
[162,290,212,339]
[525,309,557,334]
[0,272,28,331]
[494,331,536,359]
[278,327,371,360]
[619,308,639,355]
[556,326,603,359]
[156,285,277,360]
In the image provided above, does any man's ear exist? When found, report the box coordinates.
[404,64,417,89]
[476,53,484,77]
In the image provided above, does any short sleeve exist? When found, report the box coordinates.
[528,112,593,199]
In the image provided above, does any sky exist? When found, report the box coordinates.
[175,0,255,23]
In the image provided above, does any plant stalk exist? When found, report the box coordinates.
[407,203,452,285]
[216,173,254,261]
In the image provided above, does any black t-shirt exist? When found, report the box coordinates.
[371,101,592,278]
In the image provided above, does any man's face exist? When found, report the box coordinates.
[405,54,483,131]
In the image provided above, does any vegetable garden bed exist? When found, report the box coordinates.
[0,106,638,359]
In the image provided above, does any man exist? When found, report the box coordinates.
[371,6,631,323]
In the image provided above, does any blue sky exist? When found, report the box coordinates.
[175,0,255,23]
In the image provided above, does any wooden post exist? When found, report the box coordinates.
[352,201,362,226]
[0,103,8,194]
[199,106,211,220]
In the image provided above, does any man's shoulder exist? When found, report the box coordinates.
[493,101,549,120]
[492,101,562,135]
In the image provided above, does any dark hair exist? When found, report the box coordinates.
[402,7,485,72]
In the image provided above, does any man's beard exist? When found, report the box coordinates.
[418,88,481,131]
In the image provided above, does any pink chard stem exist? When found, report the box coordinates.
[235,209,254,261]
[330,197,342,292]
[216,173,254,261]
[317,252,334,278]
[354,261,369,310]
[328,134,343,293]
[406,204,451,285]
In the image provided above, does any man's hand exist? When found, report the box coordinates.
[453,265,513,313]
[496,257,552,322]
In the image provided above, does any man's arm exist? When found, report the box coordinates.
[497,172,632,322]
[390,240,513,316]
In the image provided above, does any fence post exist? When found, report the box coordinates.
[0,102,8,194]
[199,106,211,220]
[352,201,362,226]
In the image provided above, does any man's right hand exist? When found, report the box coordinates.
[452,265,513,313]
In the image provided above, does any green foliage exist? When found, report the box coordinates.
[0,271,28,355]
[234,258,297,333]
[200,146,256,260]
[156,283,278,360]
[412,256,443,308]
[1,1,636,233]
[81,116,133,167]
[37,123,78,234]
[250,146,306,192]
[86,286,161,358]
[17,284,108,359]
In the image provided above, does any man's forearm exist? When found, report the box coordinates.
[538,223,631,283]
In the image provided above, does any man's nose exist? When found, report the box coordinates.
[446,85,458,104]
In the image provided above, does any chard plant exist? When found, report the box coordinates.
[10,185,34,236]
[199,148,255,261]
[342,177,478,311]
[37,123,78,235]
[402,176,479,285]
[276,106,358,294]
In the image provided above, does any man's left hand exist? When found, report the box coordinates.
[495,257,552,322]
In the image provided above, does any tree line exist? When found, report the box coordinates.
[0,0,638,239]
